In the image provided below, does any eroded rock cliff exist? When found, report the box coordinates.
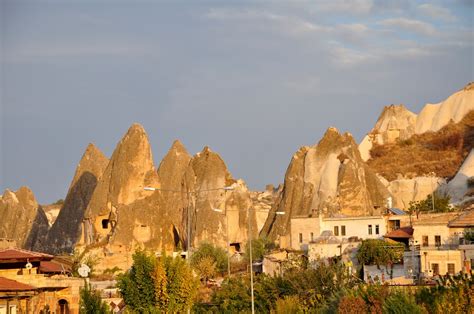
[262,127,389,239]
[37,143,109,253]
[0,187,49,249]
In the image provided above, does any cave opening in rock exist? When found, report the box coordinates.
[101,219,109,229]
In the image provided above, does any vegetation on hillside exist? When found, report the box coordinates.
[367,111,474,181]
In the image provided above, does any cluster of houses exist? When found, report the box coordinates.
[264,207,474,284]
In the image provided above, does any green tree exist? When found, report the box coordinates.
[244,237,274,261]
[408,193,453,216]
[164,255,199,312]
[356,239,404,267]
[79,285,109,314]
[117,250,199,312]
[116,250,156,311]
[383,289,423,314]
[191,242,228,274]
[194,256,217,284]
[152,258,168,310]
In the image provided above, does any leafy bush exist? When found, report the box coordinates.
[79,285,109,314]
[408,192,453,216]
[191,242,228,274]
[356,239,404,267]
[274,295,304,314]
[244,237,275,262]
[383,289,423,314]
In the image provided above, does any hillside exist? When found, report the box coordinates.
[367,110,474,181]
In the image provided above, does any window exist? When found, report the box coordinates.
[368,225,372,235]
[432,263,440,276]
[375,225,380,235]
[422,236,429,247]
[101,219,109,229]
[447,263,455,275]
[310,232,314,242]
[435,235,441,247]
[299,233,303,244]
[334,226,339,236]
[341,225,346,236]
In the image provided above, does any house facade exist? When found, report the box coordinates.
[0,248,82,314]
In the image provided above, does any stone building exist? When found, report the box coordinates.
[0,248,82,313]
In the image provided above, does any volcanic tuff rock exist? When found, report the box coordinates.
[359,105,417,161]
[0,187,49,249]
[384,176,445,210]
[443,149,474,203]
[415,82,474,134]
[70,124,255,271]
[82,123,159,246]
[261,127,389,239]
[37,143,109,253]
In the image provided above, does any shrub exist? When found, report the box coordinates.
[191,242,228,274]
[337,295,366,314]
[274,295,304,314]
[383,289,423,314]
[356,239,404,267]
[79,285,109,314]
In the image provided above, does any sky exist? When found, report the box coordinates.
[1,0,473,204]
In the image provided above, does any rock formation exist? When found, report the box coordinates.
[65,124,256,270]
[262,127,389,239]
[0,187,49,249]
[81,123,159,247]
[415,82,474,134]
[37,143,109,253]
[360,105,417,161]
[443,149,474,203]
[384,176,445,210]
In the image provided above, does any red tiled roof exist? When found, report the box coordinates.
[0,277,36,291]
[39,261,70,274]
[0,248,53,263]
[384,226,413,239]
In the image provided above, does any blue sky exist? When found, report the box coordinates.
[1,0,473,203]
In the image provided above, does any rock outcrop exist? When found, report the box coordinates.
[360,105,417,161]
[443,149,474,203]
[385,176,445,210]
[415,82,474,134]
[0,187,49,249]
[262,127,389,239]
[38,143,109,253]
[82,124,159,247]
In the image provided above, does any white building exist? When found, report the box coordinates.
[290,214,386,251]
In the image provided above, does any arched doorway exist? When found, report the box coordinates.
[57,299,69,314]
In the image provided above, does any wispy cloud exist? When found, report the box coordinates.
[311,0,374,15]
[378,18,437,36]
[205,8,330,35]
[418,3,457,22]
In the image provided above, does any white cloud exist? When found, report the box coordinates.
[378,18,437,36]
[418,3,457,22]
[205,8,330,36]
[312,0,374,15]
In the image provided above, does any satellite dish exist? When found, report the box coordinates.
[25,262,33,269]
[78,264,91,278]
